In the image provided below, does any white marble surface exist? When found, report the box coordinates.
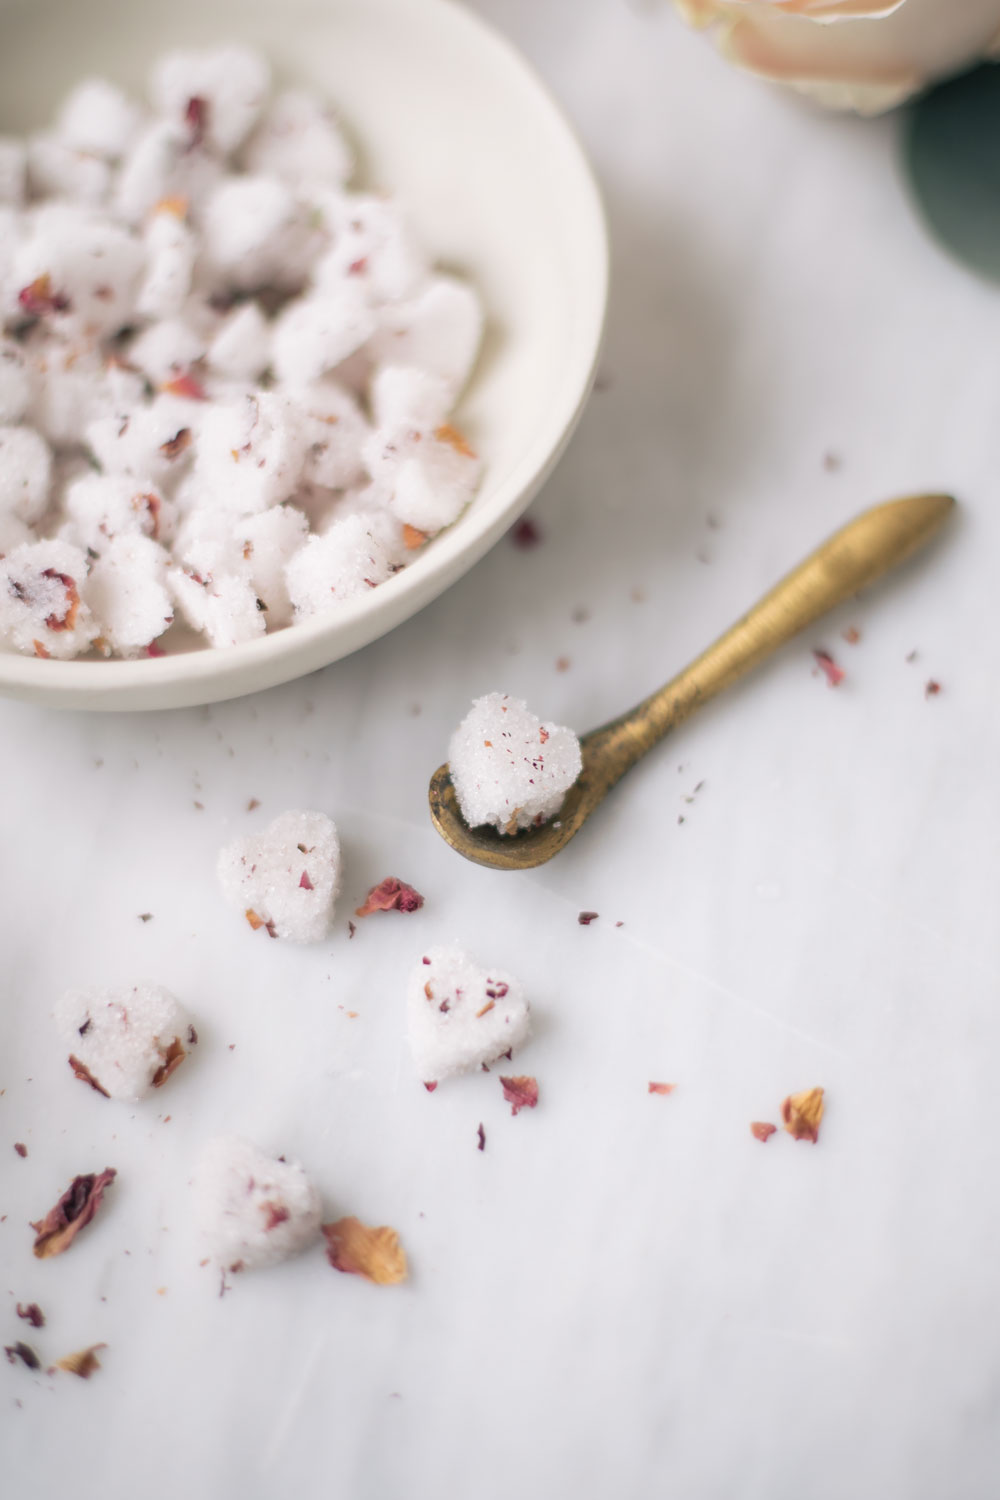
[3,4,1000,1498]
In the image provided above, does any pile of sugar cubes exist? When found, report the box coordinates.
[0,46,483,660]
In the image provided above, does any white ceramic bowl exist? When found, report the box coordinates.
[0,0,607,710]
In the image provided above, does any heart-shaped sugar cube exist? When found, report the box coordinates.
[408,944,530,1084]
[217,809,340,942]
[193,1135,322,1272]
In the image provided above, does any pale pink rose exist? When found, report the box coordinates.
[676,0,1000,113]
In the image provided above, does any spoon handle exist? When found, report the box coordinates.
[582,492,955,771]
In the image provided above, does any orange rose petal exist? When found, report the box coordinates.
[648,1081,676,1095]
[781,1087,825,1143]
[322,1216,407,1285]
[433,422,476,459]
[56,1344,106,1379]
[402,524,428,550]
[751,1121,777,1142]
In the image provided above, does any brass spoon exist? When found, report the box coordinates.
[429,492,955,871]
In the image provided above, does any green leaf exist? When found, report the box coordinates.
[905,63,1000,283]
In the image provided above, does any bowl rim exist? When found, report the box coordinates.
[0,0,609,709]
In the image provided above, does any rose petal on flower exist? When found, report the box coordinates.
[31,1169,117,1259]
[648,1081,676,1095]
[55,1344,106,1379]
[68,1055,110,1098]
[500,1075,538,1116]
[355,877,425,918]
[322,1217,408,1285]
[751,1121,777,1142]
[781,1087,825,1143]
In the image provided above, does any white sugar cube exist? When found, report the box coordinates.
[56,983,196,1101]
[0,138,26,205]
[217,809,341,942]
[0,537,96,658]
[206,301,271,382]
[0,425,52,524]
[26,343,146,450]
[243,90,352,187]
[270,286,375,386]
[127,318,206,388]
[168,566,264,649]
[407,944,530,1083]
[193,1135,321,1273]
[55,78,143,159]
[371,275,482,397]
[0,340,32,425]
[63,472,175,550]
[295,380,370,490]
[201,174,318,293]
[114,120,222,225]
[370,365,452,432]
[149,47,271,158]
[10,213,144,340]
[364,421,480,535]
[285,514,394,620]
[449,693,582,833]
[26,136,112,206]
[312,192,428,305]
[86,534,174,656]
[135,206,196,321]
[236,504,309,628]
[193,391,305,515]
[86,392,203,483]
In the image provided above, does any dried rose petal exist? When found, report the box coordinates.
[13,1142,27,1157]
[31,1168,116,1259]
[813,649,844,687]
[162,371,207,401]
[322,1217,407,1285]
[56,1344,106,1379]
[578,911,599,926]
[355,877,425,918]
[16,1304,44,1328]
[423,1081,437,1093]
[155,195,188,219]
[647,1082,675,1096]
[299,870,314,890]
[476,1123,486,1152]
[402,524,427,550]
[244,908,276,938]
[433,423,476,459]
[18,273,69,317]
[41,570,80,631]
[4,1342,40,1371]
[33,639,50,659]
[750,1121,777,1142]
[68,1055,110,1098]
[500,1075,538,1116]
[150,1036,186,1089]
[511,517,542,549]
[185,95,208,148]
[925,680,942,698]
[262,1202,290,1232]
[842,626,861,645]
[159,428,192,461]
[781,1087,825,1144]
